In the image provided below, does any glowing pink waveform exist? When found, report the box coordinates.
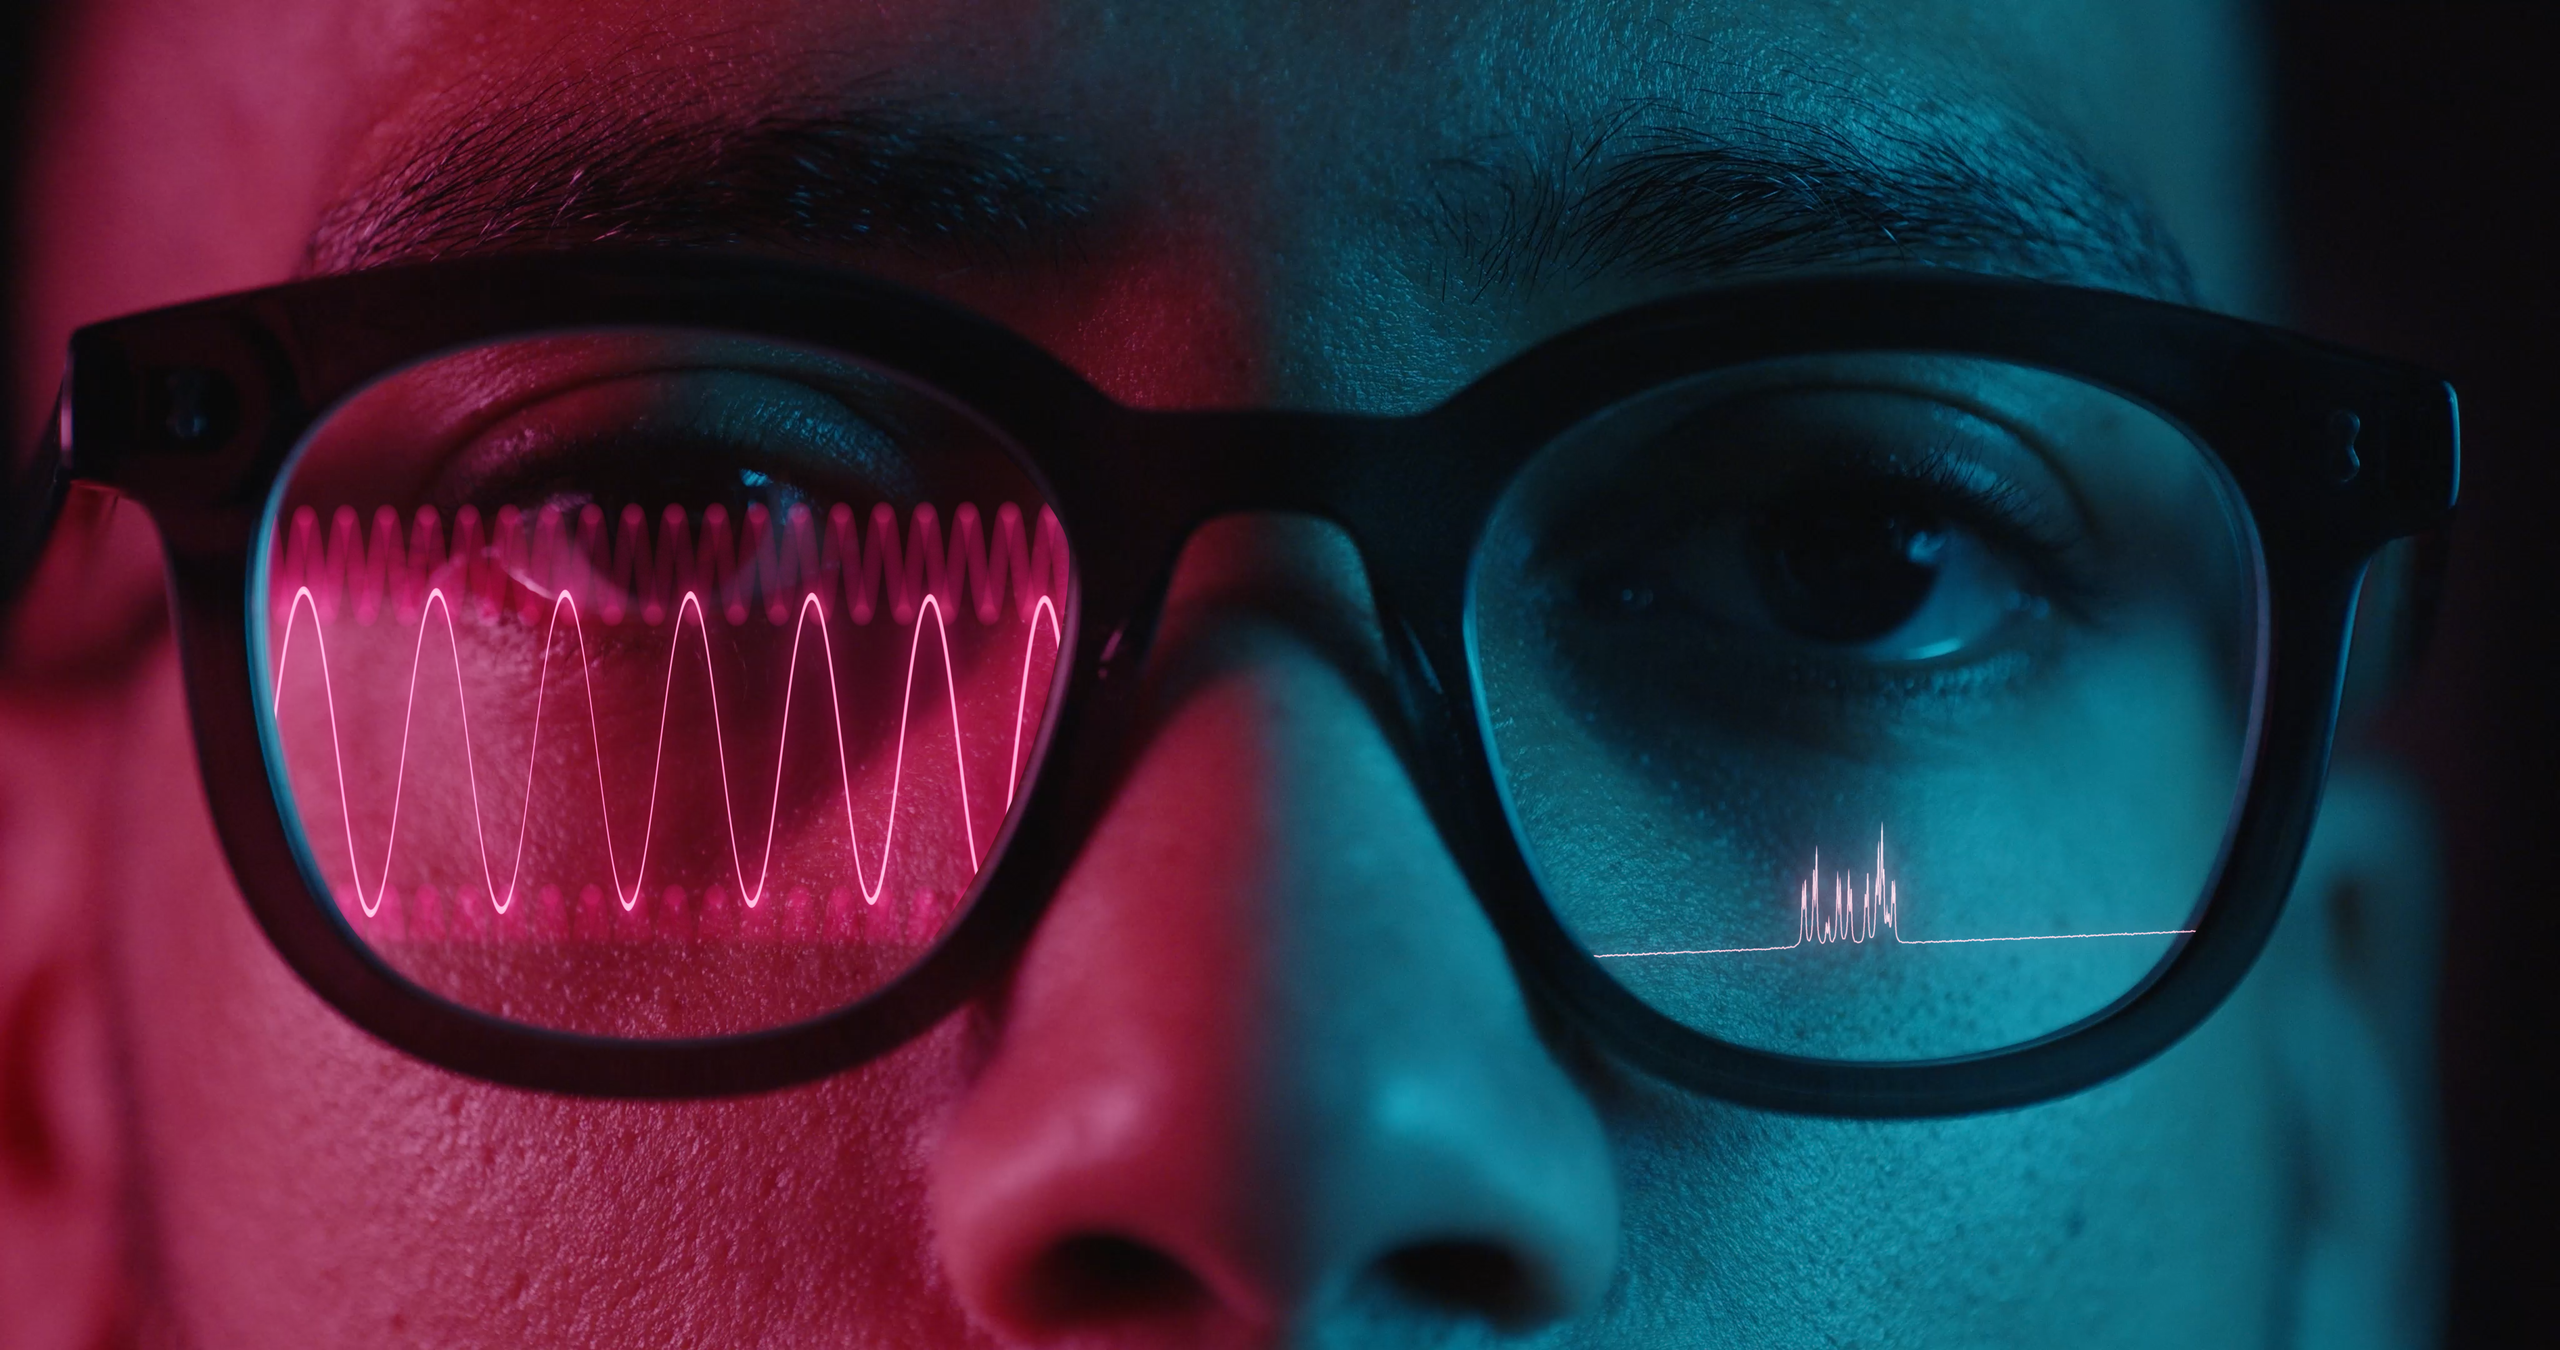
[1592,832,2197,960]
[270,500,1069,629]
[269,538,1064,926]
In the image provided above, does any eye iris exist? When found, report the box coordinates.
[1750,494,1948,644]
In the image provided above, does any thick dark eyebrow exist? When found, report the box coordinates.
[305,95,1097,276]
[312,84,2192,306]
[1428,101,2198,302]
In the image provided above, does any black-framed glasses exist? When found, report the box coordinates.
[0,253,2457,1116]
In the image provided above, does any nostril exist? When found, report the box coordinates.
[1013,1232,1211,1329]
[1376,1240,1547,1330]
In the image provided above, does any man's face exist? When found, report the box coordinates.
[1,0,2437,1346]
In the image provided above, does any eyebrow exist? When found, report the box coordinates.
[305,96,1099,275]
[1426,100,2198,302]
[309,88,2195,304]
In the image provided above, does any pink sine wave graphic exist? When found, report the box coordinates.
[1591,832,2197,960]
[270,500,1069,629]
[269,579,1063,927]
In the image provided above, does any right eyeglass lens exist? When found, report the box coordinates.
[1467,354,2262,1063]
[254,330,1073,1041]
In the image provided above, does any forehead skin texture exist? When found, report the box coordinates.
[4,2,2416,1349]
[16,0,2273,418]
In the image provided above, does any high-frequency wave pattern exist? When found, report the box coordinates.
[269,516,1064,925]
[1592,833,2198,960]
[270,500,1070,628]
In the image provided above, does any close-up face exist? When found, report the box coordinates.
[0,0,2452,1346]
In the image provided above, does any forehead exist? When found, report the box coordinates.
[21,0,2263,412]
[330,0,2197,235]
[345,2,2245,184]
[346,0,2191,140]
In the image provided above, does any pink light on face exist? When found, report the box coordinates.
[264,502,1067,932]
[268,500,1070,631]
[1591,832,2198,960]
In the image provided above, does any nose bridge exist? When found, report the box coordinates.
[1095,407,1498,679]
[928,515,1618,1344]
[1080,412,1463,734]
[1229,619,1623,1317]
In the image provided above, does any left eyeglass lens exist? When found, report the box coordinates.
[255,331,1072,1039]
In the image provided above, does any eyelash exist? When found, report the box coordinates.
[1506,459,2110,745]
[1850,455,2099,616]
[1564,449,2097,623]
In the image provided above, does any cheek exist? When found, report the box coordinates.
[1601,990,2294,1348]
[105,642,982,1347]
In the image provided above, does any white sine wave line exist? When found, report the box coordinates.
[1590,831,2197,960]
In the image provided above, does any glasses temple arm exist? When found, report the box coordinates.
[0,381,73,655]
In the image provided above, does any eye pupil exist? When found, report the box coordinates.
[1751,494,1947,644]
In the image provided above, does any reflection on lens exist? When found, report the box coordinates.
[1469,355,2260,1062]
[255,332,1072,1039]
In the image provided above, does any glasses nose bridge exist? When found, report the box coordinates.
[1082,405,1470,803]
[1102,406,1473,634]
[1126,405,1407,534]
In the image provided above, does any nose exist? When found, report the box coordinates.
[930,517,1619,1347]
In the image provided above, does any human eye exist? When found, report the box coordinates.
[396,338,958,621]
[1502,373,2108,745]
[1561,412,2078,667]
[434,353,926,508]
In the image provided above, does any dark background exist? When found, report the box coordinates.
[2,1,2553,1343]
[2266,4,2560,1345]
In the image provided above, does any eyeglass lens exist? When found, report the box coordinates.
[1468,354,2263,1062]
[255,331,1073,1039]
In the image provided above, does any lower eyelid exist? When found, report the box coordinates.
[1546,622,2049,756]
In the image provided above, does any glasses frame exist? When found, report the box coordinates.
[11,252,2457,1116]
